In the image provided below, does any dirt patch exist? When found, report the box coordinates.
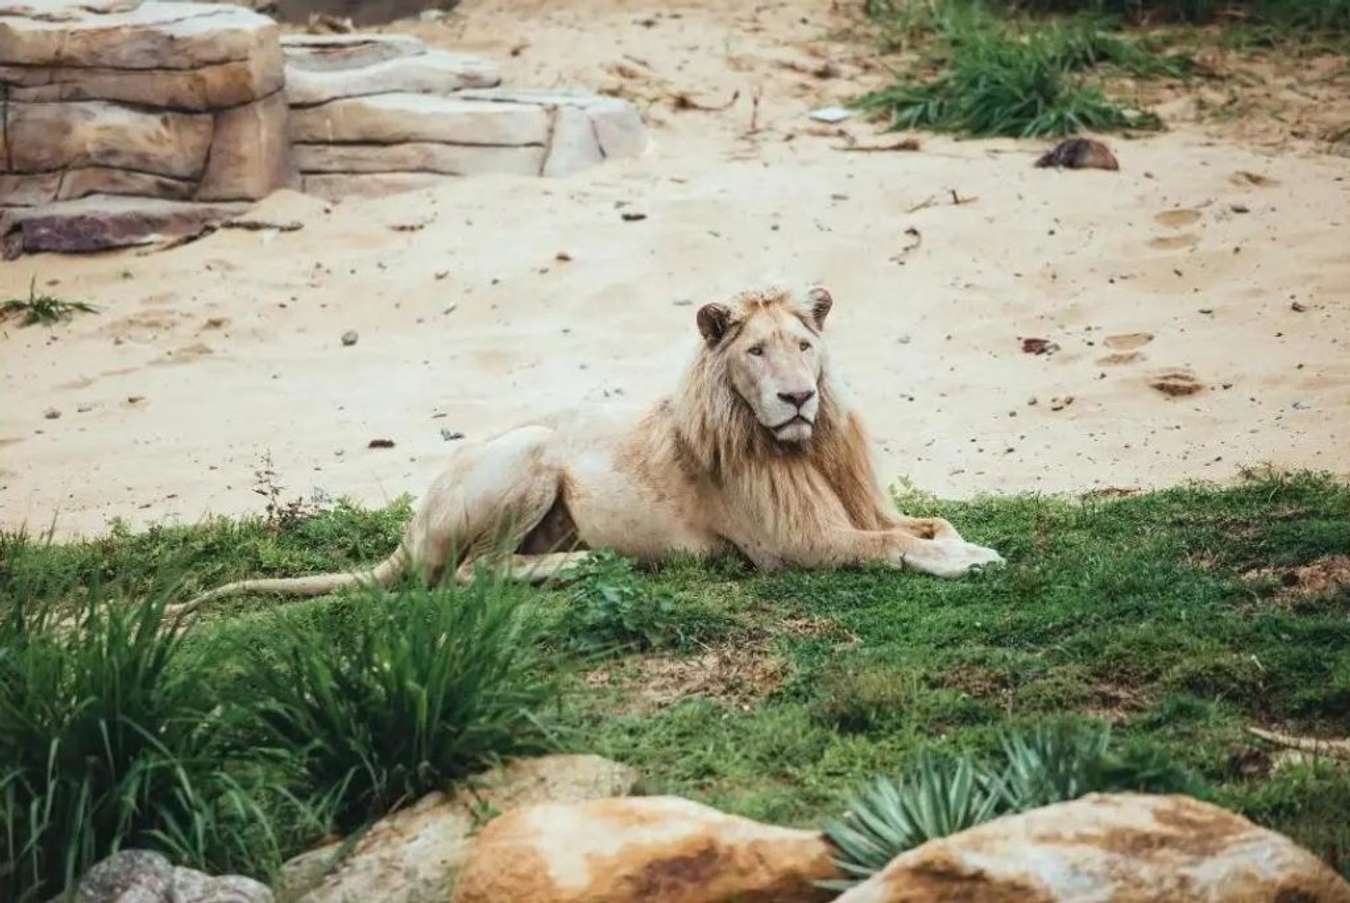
[1086,683,1151,724]
[585,639,789,715]
[933,666,1013,699]
[1245,556,1350,602]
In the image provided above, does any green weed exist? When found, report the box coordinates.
[1,279,98,327]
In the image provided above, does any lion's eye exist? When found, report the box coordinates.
[799,341,812,351]
[747,346,764,357]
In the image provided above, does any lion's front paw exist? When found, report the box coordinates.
[903,540,1004,579]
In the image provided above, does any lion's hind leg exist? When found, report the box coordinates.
[455,551,593,585]
[403,425,563,585]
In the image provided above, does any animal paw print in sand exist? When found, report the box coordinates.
[1149,368,1205,398]
[1097,332,1152,366]
[1150,209,1201,250]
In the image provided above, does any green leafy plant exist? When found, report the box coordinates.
[250,580,561,829]
[1,279,98,327]
[823,721,1197,889]
[559,550,684,654]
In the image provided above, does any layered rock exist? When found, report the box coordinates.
[451,795,839,903]
[276,754,639,903]
[0,0,293,221]
[281,34,646,200]
[1,2,647,251]
[282,33,498,106]
[834,793,1350,903]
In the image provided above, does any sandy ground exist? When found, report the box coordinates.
[3,0,1349,538]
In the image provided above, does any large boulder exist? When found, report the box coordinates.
[74,849,272,903]
[451,796,839,903]
[276,754,639,903]
[0,0,294,248]
[282,33,498,107]
[834,793,1350,903]
[0,194,249,257]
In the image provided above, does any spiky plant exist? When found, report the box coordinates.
[820,753,1001,891]
[997,720,1111,811]
[822,721,1194,890]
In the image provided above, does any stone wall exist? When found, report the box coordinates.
[0,0,648,255]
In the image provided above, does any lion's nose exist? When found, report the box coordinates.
[778,390,816,409]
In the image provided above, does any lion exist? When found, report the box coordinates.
[181,286,1002,612]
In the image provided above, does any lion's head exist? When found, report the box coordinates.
[692,285,834,445]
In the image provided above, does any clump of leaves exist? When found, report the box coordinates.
[559,551,684,654]
[1,278,98,327]
[822,720,1196,890]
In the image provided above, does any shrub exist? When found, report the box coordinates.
[249,580,562,829]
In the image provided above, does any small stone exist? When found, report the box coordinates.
[368,438,395,448]
[440,429,465,441]
[1291,301,1307,312]
[341,330,359,346]
[43,407,61,419]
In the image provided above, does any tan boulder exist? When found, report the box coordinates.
[292,142,544,177]
[3,100,213,178]
[0,2,281,73]
[0,172,63,206]
[282,33,498,107]
[458,87,649,162]
[0,56,282,111]
[451,796,838,903]
[0,0,139,21]
[276,754,639,903]
[288,93,552,146]
[197,90,296,201]
[298,172,450,202]
[834,793,1350,903]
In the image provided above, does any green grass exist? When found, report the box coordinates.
[1,279,98,327]
[857,2,1187,136]
[2,470,1348,894]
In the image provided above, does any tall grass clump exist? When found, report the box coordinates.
[858,9,1182,136]
[970,0,1350,31]
[0,578,208,902]
[249,580,562,830]
[858,0,1200,136]
[821,720,1197,890]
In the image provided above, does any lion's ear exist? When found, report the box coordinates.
[806,287,833,329]
[696,303,733,345]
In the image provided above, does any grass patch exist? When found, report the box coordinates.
[857,3,1187,137]
[3,470,1349,891]
[1,279,98,327]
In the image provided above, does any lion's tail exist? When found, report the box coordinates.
[174,550,406,617]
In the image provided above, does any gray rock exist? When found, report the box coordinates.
[76,850,172,903]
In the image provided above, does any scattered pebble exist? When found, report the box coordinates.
[1290,301,1306,313]
[368,438,395,449]
[440,429,465,441]
[620,212,647,222]
[341,330,359,346]
[43,407,61,419]
[555,251,573,262]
